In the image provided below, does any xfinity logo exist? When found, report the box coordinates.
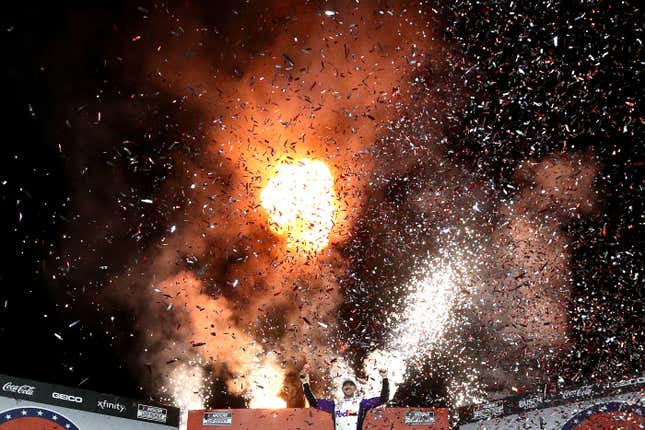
[52,392,83,403]
[2,382,35,396]
[98,399,126,413]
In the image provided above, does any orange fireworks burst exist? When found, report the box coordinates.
[129,0,441,412]
[260,159,336,252]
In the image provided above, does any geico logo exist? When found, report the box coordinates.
[52,392,83,403]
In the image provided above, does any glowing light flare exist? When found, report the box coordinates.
[363,349,407,395]
[364,257,465,394]
[164,364,208,430]
[260,159,336,252]
[447,375,485,408]
[245,355,287,409]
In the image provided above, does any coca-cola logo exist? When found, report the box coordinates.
[2,382,36,396]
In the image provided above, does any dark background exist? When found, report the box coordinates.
[1,1,154,399]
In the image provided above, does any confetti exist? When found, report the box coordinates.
[3,2,640,425]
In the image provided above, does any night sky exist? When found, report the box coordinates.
[1,0,642,416]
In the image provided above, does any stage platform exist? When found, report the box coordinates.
[188,407,449,429]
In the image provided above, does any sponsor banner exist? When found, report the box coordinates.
[202,411,233,426]
[137,404,169,423]
[188,408,449,430]
[364,408,449,429]
[458,374,645,424]
[458,391,644,429]
[0,374,178,427]
[458,376,644,430]
[187,408,333,429]
[404,410,436,425]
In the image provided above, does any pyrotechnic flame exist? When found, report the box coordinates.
[245,354,287,409]
[447,376,485,408]
[364,256,466,393]
[260,159,336,252]
[165,364,207,430]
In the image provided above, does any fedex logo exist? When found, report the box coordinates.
[336,410,358,417]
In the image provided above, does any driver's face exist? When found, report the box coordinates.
[342,383,356,397]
